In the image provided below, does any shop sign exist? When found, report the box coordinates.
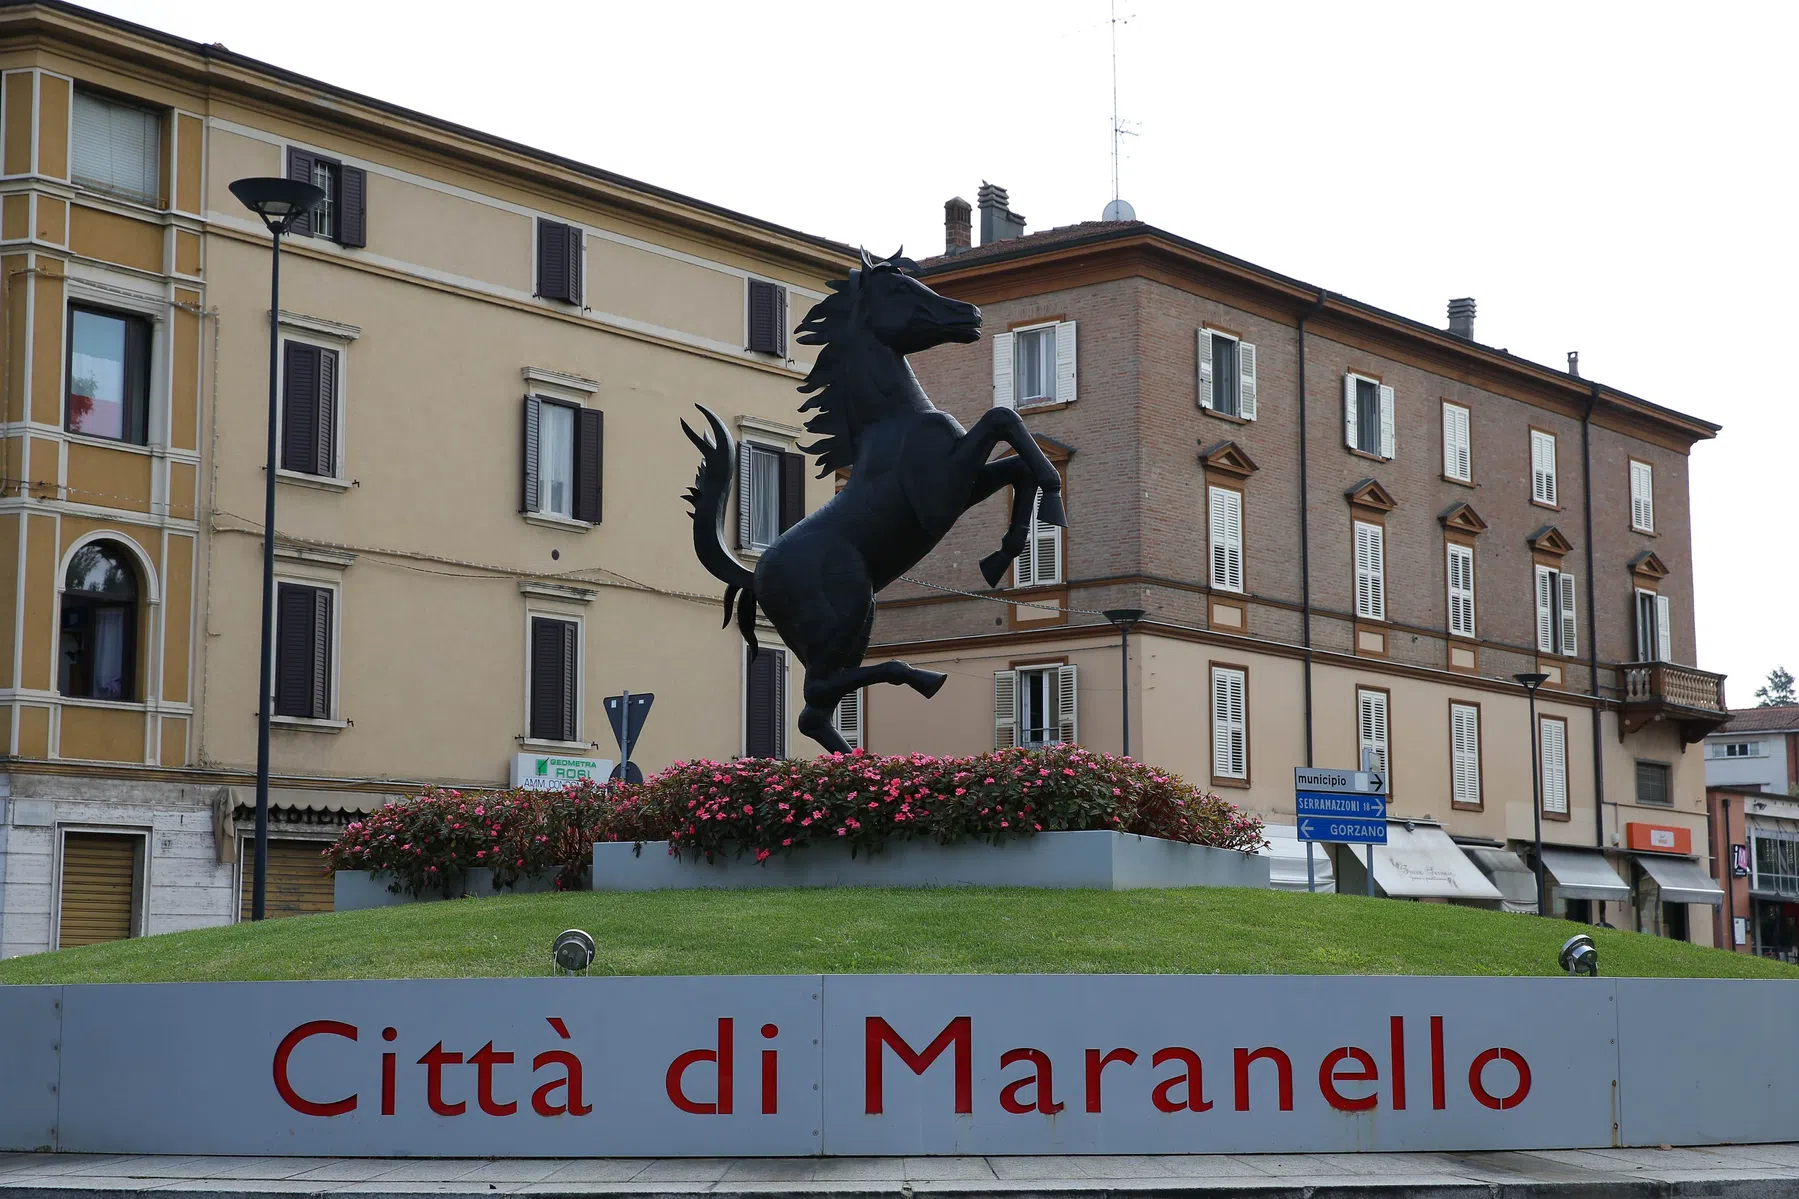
[1626,822,1691,855]
[509,753,612,791]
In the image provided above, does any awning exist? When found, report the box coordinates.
[1635,853,1725,906]
[1540,847,1632,902]
[1346,824,1502,900]
[1463,846,1538,913]
[1259,824,1335,892]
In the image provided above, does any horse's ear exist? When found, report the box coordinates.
[889,246,904,264]
[858,246,876,272]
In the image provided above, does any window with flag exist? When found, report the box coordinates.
[1450,702,1480,808]
[1530,430,1558,506]
[1356,688,1389,777]
[274,581,334,720]
[71,89,161,205]
[280,341,339,478]
[747,279,788,356]
[1013,487,1063,588]
[1207,485,1243,593]
[528,616,579,743]
[1442,402,1471,482]
[737,442,805,552]
[1630,460,1655,532]
[1210,666,1247,781]
[1540,717,1569,816]
[831,688,863,751]
[994,665,1076,748]
[1446,542,1475,638]
[1344,373,1394,459]
[521,397,603,523]
[1635,588,1673,662]
[1197,328,1257,420]
[1354,520,1385,621]
[745,648,788,758]
[285,147,366,248]
[1534,565,1578,656]
[992,321,1077,408]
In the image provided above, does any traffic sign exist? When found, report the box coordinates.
[1297,815,1387,844]
[1295,791,1386,819]
[604,692,654,754]
[1294,767,1387,795]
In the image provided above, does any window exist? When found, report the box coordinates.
[1442,402,1471,481]
[1450,702,1481,808]
[66,307,150,444]
[535,218,583,305]
[992,321,1077,408]
[1344,374,1394,458]
[1354,520,1385,621]
[1534,565,1578,656]
[1356,688,1389,776]
[58,831,144,948]
[285,147,366,248]
[747,279,788,356]
[58,542,139,701]
[1751,829,1799,898]
[274,582,334,720]
[1540,717,1568,816]
[1630,460,1655,532]
[995,665,1077,748]
[1446,542,1476,638]
[831,688,863,751]
[528,616,579,743]
[745,648,788,758]
[71,89,160,205]
[521,397,603,523]
[1530,430,1558,506]
[280,342,339,477]
[1711,741,1765,759]
[1635,589,1673,663]
[737,442,804,552]
[1210,666,1247,780]
[1013,488,1063,588]
[1198,328,1257,420]
[1207,485,1243,593]
[1634,761,1671,807]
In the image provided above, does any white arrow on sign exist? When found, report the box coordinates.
[1299,817,1316,840]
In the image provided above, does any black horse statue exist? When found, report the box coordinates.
[683,247,1067,755]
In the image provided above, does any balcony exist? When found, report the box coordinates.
[1618,662,1729,745]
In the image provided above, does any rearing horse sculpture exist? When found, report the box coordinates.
[683,248,1067,755]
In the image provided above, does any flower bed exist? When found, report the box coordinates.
[326,745,1264,898]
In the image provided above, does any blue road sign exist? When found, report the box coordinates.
[1297,815,1387,844]
[1295,791,1387,819]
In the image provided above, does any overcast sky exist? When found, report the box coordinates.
[94,0,1796,704]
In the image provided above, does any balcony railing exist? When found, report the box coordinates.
[1619,662,1728,742]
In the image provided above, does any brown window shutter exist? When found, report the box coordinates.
[310,587,333,719]
[745,648,786,758]
[274,583,318,718]
[778,449,804,532]
[520,396,541,512]
[565,224,583,307]
[315,348,337,476]
[285,147,316,239]
[530,618,577,742]
[747,279,780,354]
[773,285,787,356]
[337,165,367,248]
[279,342,320,474]
[536,220,569,302]
[573,406,604,524]
[560,620,578,741]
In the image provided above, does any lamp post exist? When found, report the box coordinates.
[229,177,325,921]
[1102,608,1147,759]
[1515,671,1550,918]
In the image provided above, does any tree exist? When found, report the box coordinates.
[1755,667,1796,708]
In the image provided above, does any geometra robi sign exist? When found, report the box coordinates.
[0,975,1794,1157]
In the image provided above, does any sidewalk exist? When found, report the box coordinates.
[2,1146,1797,1198]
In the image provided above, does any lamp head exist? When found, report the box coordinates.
[229,176,326,234]
[1514,671,1551,693]
[1103,608,1149,630]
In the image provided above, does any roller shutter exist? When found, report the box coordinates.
[241,839,336,920]
[58,832,139,947]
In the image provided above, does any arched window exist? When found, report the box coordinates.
[59,542,139,701]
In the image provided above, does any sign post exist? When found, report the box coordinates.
[1294,766,1388,898]
[603,691,654,784]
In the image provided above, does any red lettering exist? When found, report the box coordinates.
[418,1042,465,1116]
[865,1016,972,1115]
[380,1027,397,1117]
[1431,1015,1446,1110]
[665,1018,734,1116]
[531,1050,591,1116]
[470,1042,516,1116]
[273,1021,358,1117]
[998,1048,1063,1115]
[1084,1048,1137,1112]
[1233,1046,1294,1112]
[761,1022,779,1116]
[1389,1016,1407,1110]
[1150,1047,1212,1113]
[1319,1046,1379,1112]
[1469,1047,1532,1111]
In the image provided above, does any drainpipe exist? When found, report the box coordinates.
[1583,384,1605,851]
[1297,290,1328,770]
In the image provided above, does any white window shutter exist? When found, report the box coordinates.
[1033,492,1063,585]
[1369,525,1385,620]
[1055,321,1078,405]
[1056,664,1078,744]
[1378,384,1396,459]
[1447,543,1475,638]
[1208,486,1243,592]
[1451,704,1480,807]
[1239,341,1258,421]
[994,670,1018,749]
[1211,667,1247,779]
[1535,566,1555,653]
[1559,572,1579,657]
[1443,403,1471,481]
[1344,374,1358,451]
[1013,499,1036,588]
[735,443,753,550]
[992,331,1016,409]
[1354,522,1385,620]
[1541,720,1568,815]
[1532,432,1557,506]
[1358,690,1389,776]
[1196,328,1214,410]
[1656,594,1673,663]
[833,688,863,750]
[1631,461,1655,531]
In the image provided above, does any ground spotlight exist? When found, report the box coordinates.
[1559,933,1599,977]
[552,928,596,975]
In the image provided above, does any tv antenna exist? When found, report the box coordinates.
[1105,0,1138,221]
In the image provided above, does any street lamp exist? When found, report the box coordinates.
[1514,671,1550,918]
[1102,608,1147,758]
[230,177,325,922]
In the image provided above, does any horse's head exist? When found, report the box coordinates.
[853,247,981,356]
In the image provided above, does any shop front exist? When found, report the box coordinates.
[1624,822,1723,942]
[1748,809,1799,962]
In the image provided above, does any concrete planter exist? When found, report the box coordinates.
[333,867,566,911]
[591,829,1269,892]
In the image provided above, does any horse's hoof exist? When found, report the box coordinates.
[1037,491,1068,527]
[914,670,948,699]
[979,550,1011,588]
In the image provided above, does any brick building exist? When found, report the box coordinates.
[860,187,1729,939]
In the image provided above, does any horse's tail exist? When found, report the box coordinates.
[681,405,761,657]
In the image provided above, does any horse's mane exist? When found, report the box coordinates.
[793,249,918,478]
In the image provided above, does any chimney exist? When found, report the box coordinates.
[977,181,1026,245]
[1447,297,1476,341]
[944,196,971,255]
[1567,351,1580,377]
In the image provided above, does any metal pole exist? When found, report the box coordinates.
[1366,846,1374,897]
[620,689,632,782]
[1118,625,1130,759]
[1529,687,1546,918]
[252,229,281,921]
[1306,840,1315,893]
